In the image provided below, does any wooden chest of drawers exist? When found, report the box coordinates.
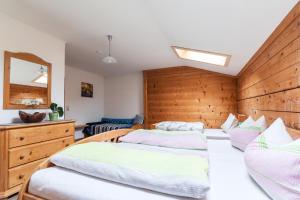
[0,120,75,199]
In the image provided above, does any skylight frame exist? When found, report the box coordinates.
[172,46,231,67]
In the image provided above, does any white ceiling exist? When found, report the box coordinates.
[0,0,298,76]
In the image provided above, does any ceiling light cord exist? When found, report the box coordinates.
[108,35,112,56]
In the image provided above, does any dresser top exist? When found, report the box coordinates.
[0,120,75,130]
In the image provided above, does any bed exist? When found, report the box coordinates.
[202,114,248,140]
[203,129,230,140]
[18,127,271,200]
[25,140,268,200]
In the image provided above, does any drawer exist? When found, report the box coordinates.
[9,123,74,148]
[9,136,73,168]
[8,159,45,188]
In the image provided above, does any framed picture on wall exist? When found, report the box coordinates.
[81,82,93,97]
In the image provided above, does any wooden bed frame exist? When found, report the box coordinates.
[18,128,133,200]
[17,120,300,200]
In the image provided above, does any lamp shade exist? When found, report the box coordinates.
[102,56,117,64]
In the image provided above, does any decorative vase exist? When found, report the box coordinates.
[49,112,59,121]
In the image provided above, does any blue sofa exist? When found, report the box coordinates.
[83,115,144,136]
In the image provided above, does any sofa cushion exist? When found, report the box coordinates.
[101,117,133,124]
[132,115,144,125]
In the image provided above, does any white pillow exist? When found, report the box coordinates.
[172,122,204,131]
[155,121,204,131]
[155,121,171,131]
[252,116,267,131]
[244,122,298,200]
[221,113,238,133]
[261,118,293,146]
[239,116,255,128]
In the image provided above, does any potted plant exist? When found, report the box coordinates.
[49,103,64,121]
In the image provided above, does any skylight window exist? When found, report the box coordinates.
[172,46,231,66]
[33,74,48,84]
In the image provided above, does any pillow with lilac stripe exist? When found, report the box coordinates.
[252,116,267,132]
[228,127,261,151]
[244,118,298,200]
[238,116,267,131]
[238,116,255,128]
[229,116,266,151]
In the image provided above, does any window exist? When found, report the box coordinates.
[33,74,47,84]
[172,46,231,66]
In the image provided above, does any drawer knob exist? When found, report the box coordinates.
[65,129,69,133]
[19,137,24,141]
[19,156,24,160]
[19,175,24,179]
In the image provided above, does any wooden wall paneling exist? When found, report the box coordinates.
[10,84,48,105]
[238,2,300,130]
[143,71,149,128]
[144,66,237,128]
[239,36,300,91]
[238,2,300,77]
[253,110,300,130]
[238,62,300,100]
[238,88,300,112]
[238,16,300,89]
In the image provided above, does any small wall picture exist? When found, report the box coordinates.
[81,82,93,97]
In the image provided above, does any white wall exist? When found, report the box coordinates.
[0,12,65,123]
[65,66,104,124]
[104,72,143,118]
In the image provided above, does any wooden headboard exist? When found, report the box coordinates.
[287,127,300,140]
[143,66,237,129]
[237,2,300,130]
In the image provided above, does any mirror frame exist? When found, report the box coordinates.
[3,51,52,109]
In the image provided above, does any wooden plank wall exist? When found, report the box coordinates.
[10,84,48,105]
[237,2,300,129]
[144,67,237,128]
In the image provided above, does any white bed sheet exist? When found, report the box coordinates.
[29,141,269,200]
[204,140,269,200]
[203,129,230,140]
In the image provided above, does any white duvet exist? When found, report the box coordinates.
[50,142,210,199]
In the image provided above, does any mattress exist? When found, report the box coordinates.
[29,141,269,200]
[203,129,230,140]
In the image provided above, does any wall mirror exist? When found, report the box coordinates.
[3,51,52,109]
